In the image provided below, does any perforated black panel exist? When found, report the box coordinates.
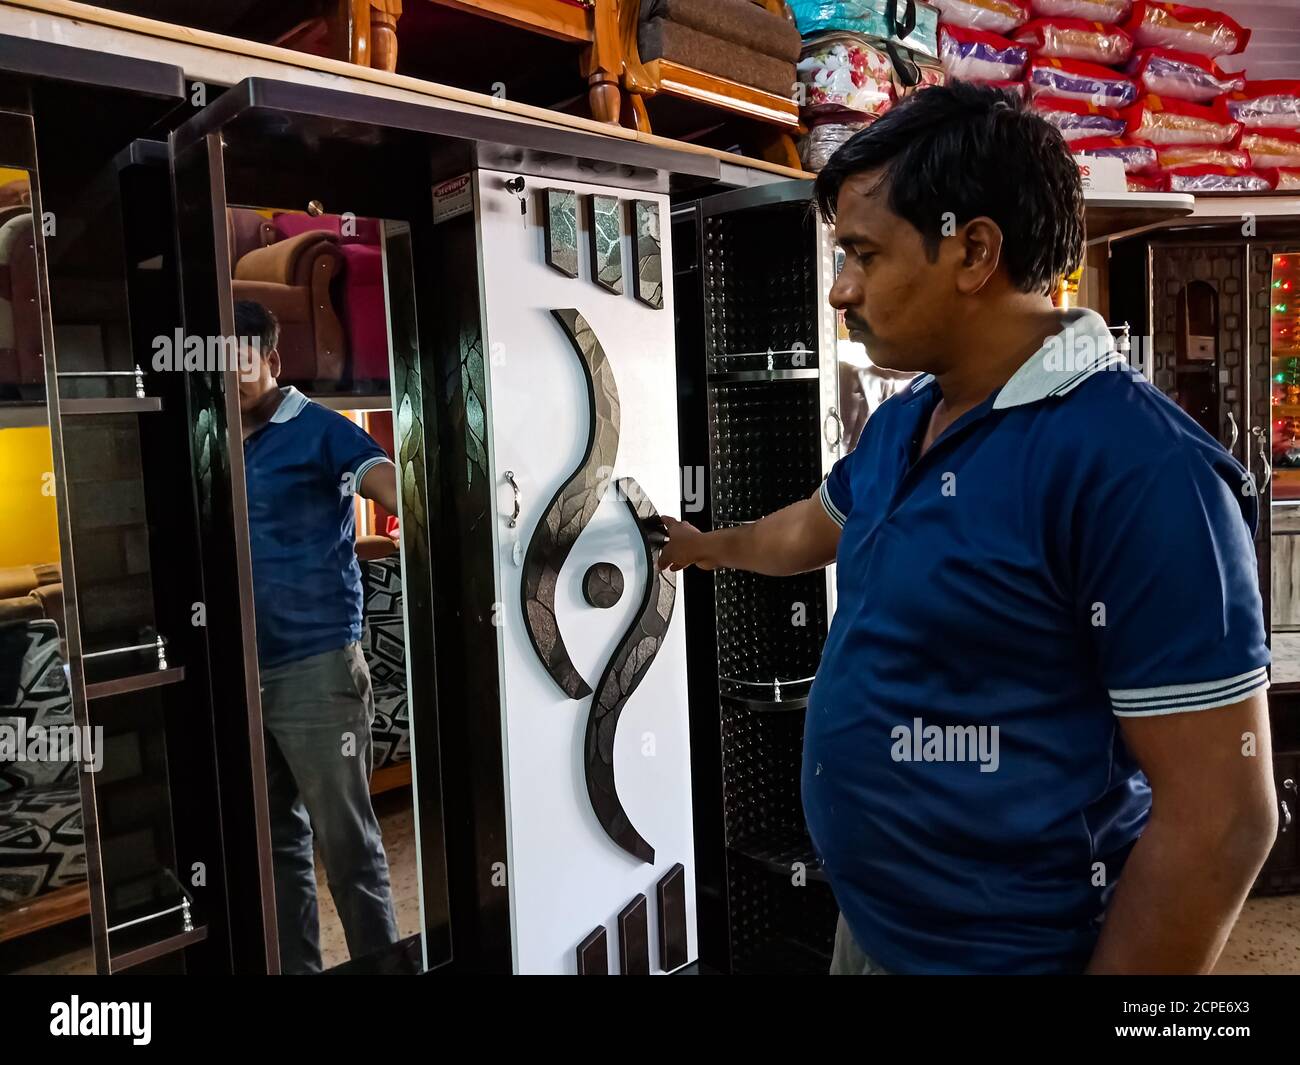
[714,569,827,691]
[685,189,839,974]
[709,381,823,522]
[702,205,819,373]
[720,704,813,852]
[727,856,838,975]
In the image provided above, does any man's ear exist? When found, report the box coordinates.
[267,346,281,380]
[954,217,1004,296]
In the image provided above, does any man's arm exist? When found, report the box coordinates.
[1086,690,1278,974]
[359,460,400,523]
[658,485,841,576]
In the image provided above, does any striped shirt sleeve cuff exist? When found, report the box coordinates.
[1110,667,1269,717]
[819,479,847,528]
[353,455,390,490]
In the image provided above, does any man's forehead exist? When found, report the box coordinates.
[834,169,893,241]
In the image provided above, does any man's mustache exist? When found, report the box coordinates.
[845,314,872,337]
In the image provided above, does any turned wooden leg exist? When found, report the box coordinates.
[588,72,622,125]
[348,0,372,66]
[371,11,398,72]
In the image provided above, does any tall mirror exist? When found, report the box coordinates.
[229,205,424,973]
[0,162,92,974]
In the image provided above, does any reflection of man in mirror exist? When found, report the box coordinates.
[837,347,916,454]
[236,299,401,974]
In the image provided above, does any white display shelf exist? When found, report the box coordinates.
[1084,191,1196,245]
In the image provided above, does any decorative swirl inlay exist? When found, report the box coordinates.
[520,309,621,700]
[584,477,675,864]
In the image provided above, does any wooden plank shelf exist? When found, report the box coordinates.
[61,397,162,416]
[84,665,185,701]
[0,884,90,943]
[0,403,48,429]
[370,760,412,796]
[109,924,208,973]
[309,392,392,412]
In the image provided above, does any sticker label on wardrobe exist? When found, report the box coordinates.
[433,174,473,224]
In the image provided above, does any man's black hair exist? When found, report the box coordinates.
[233,299,280,355]
[813,82,1084,296]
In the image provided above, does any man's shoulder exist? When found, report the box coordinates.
[296,396,363,435]
[1049,364,1231,465]
[1047,367,1256,524]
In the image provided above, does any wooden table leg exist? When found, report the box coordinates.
[582,0,623,125]
[372,9,399,72]
[348,0,372,66]
[588,71,622,124]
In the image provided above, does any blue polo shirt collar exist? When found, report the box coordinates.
[895,308,1123,411]
[270,385,309,423]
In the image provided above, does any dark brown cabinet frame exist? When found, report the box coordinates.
[167,75,747,973]
[0,36,256,973]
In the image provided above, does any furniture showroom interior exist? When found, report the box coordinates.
[0,0,1298,980]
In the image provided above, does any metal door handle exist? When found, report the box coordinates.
[1281,799,1292,833]
[1227,410,1239,451]
[1252,426,1272,491]
[824,407,843,450]
[504,470,521,528]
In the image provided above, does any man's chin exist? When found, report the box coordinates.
[855,343,922,375]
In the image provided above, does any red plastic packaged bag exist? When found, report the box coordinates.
[933,0,1032,34]
[1032,94,1128,141]
[1015,18,1134,64]
[987,79,1030,98]
[1275,168,1300,192]
[1157,144,1249,169]
[1126,172,1167,191]
[1241,128,1300,170]
[1226,82,1300,130]
[1072,135,1159,172]
[1164,164,1274,192]
[1124,3,1250,58]
[1030,0,1132,22]
[940,25,1030,82]
[1125,94,1242,145]
[1028,56,1138,106]
[1125,48,1245,102]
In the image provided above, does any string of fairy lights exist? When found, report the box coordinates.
[1272,255,1300,473]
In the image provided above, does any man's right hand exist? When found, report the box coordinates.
[659,517,717,572]
[656,489,842,577]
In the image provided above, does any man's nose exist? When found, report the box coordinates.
[828,269,860,311]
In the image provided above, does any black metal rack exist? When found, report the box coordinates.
[674,180,843,974]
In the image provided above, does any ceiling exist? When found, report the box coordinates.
[1210,1,1300,80]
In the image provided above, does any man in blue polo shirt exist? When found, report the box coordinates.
[236,300,401,974]
[659,84,1280,974]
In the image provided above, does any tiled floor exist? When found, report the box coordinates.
[1211,894,1300,975]
[1271,632,1300,686]
[10,792,1300,974]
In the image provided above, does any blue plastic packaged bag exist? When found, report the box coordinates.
[789,0,940,58]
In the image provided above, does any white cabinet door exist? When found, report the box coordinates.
[472,169,696,974]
